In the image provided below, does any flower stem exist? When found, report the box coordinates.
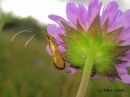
[75,57,94,97]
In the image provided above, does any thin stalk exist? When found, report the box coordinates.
[75,57,94,97]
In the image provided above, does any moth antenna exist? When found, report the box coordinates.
[11,30,32,42]
[25,34,38,48]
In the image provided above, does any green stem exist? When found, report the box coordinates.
[75,57,94,97]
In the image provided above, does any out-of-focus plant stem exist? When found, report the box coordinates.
[75,56,94,97]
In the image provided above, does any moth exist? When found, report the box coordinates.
[47,34,65,70]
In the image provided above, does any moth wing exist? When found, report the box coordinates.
[53,50,65,70]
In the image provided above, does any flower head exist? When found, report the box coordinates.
[46,0,130,84]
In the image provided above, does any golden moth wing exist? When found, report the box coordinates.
[52,50,65,69]
[48,38,65,70]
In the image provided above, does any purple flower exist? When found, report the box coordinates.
[46,0,130,84]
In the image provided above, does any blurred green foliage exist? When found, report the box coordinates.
[0,7,130,97]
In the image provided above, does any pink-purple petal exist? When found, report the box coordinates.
[67,66,78,74]
[105,77,116,81]
[118,27,130,41]
[47,24,65,38]
[101,1,120,31]
[57,45,66,53]
[119,74,130,84]
[118,27,130,45]
[120,38,130,46]
[108,10,122,31]
[101,1,119,24]
[121,50,130,61]
[117,10,130,27]
[54,37,64,45]
[46,45,52,56]
[116,64,128,74]
[112,10,130,31]
[87,0,102,29]
[65,62,78,74]
[88,0,98,8]
[47,24,59,37]
[48,14,67,28]
[66,2,78,28]
[116,63,130,84]
[54,37,66,53]
[78,4,88,31]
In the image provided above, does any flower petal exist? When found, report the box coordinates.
[65,62,79,74]
[120,74,130,84]
[118,27,130,45]
[66,2,78,28]
[46,45,52,56]
[88,0,98,8]
[54,37,66,53]
[120,50,130,61]
[48,14,67,27]
[105,77,116,81]
[101,1,119,24]
[118,27,130,41]
[57,45,65,53]
[101,1,121,31]
[111,10,130,32]
[47,24,64,38]
[116,64,128,74]
[116,10,130,28]
[78,4,88,31]
[120,38,130,46]
[68,66,78,74]
[54,37,64,45]
[87,0,102,29]
[116,63,130,84]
